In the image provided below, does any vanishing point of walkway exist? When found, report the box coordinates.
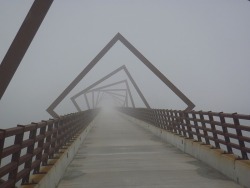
[57,110,241,188]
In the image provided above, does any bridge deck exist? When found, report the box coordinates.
[57,110,241,188]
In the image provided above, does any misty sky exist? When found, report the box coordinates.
[0,0,250,128]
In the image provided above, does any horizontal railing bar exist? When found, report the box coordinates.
[2,145,21,158]
[0,109,99,187]
[118,107,250,160]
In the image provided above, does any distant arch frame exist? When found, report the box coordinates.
[47,33,194,118]
[77,80,132,110]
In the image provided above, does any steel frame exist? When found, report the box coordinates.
[81,79,133,110]
[95,89,128,108]
[70,65,149,112]
[74,79,134,111]
[87,89,128,109]
[47,33,194,117]
[0,0,54,100]
[101,91,126,107]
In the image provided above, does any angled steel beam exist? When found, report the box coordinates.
[47,33,194,117]
[99,89,128,92]
[72,98,81,112]
[104,91,126,101]
[94,90,127,108]
[125,90,128,107]
[74,79,135,110]
[87,80,127,92]
[92,91,95,109]
[0,0,54,100]
[96,89,128,108]
[96,92,104,108]
[95,91,101,108]
[104,91,126,98]
[71,66,145,108]
[117,33,195,111]
[98,92,125,107]
[84,93,90,109]
[47,35,120,117]
[70,66,150,112]
[86,80,134,107]
[110,95,122,106]
[105,91,125,103]
[110,94,124,106]
[124,80,134,108]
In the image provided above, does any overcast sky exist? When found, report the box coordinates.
[0,0,250,128]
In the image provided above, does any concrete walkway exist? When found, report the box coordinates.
[57,110,242,188]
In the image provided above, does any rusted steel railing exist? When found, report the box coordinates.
[0,109,99,188]
[118,107,250,160]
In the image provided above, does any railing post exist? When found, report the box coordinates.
[160,110,165,129]
[42,120,54,165]
[166,110,172,132]
[219,112,232,154]
[34,122,46,173]
[151,109,156,126]
[173,110,181,135]
[177,111,184,135]
[158,110,163,129]
[198,111,210,144]
[21,123,38,184]
[191,111,201,142]
[8,126,24,185]
[162,110,168,130]
[232,113,248,159]
[50,119,58,158]
[0,130,5,167]
[154,110,159,128]
[208,111,220,148]
[0,110,99,187]
[152,109,158,127]
[169,110,177,133]
[163,110,168,130]
[182,111,193,139]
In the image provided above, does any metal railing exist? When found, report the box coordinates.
[118,107,250,160]
[0,109,99,188]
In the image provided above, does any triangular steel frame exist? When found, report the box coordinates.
[47,33,195,117]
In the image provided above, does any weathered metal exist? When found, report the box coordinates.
[0,0,54,101]
[0,109,99,187]
[95,89,128,108]
[118,107,250,160]
[99,90,127,107]
[68,66,151,113]
[77,79,134,110]
[47,33,194,117]
[82,79,134,109]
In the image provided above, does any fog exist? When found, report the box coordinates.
[1,0,250,128]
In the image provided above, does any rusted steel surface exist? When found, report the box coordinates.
[69,66,149,113]
[47,33,194,117]
[82,80,132,109]
[118,107,250,160]
[0,0,54,100]
[0,109,99,187]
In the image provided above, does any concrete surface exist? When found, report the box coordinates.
[21,117,97,188]
[122,113,249,188]
[57,110,242,188]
